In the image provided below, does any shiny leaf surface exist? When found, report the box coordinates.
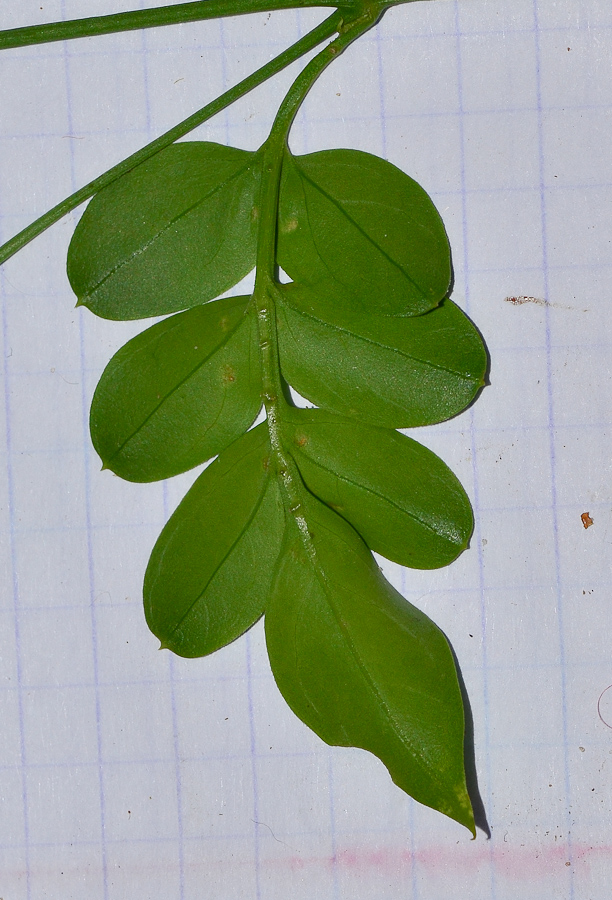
[144,424,285,658]
[278,281,487,427]
[90,295,262,482]
[282,408,473,569]
[68,142,262,319]
[278,148,451,315]
[266,495,475,833]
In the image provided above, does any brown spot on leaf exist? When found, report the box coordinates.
[222,365,236,384]
[280,217,298,234]
[295,433,308,448]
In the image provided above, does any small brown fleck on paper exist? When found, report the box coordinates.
[581,512,594,529]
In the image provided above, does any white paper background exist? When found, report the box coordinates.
[1,0,612,897]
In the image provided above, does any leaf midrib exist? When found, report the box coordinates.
[280,295,478,382]
[106,302,251,465]
[163,449,273,642]
[296,162,428,300]
[292,443,462,547]
[304,517,449,792]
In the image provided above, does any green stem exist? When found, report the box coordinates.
[252,2,383,532]
[0,0,355,50]
[0,10,342,268]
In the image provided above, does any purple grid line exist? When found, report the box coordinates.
[375,15,423,900]
[139,2,187,890]
[532,1,575,895]
[0,226,31,900]
[533,0,575,900]
[219,13,262,895]
[4,15,612,64]
[246,629,263,900]
[3,418,612,468]
[294,6,312,155]
[1,813,461,849]
[60,2,109,896]
[453,3,495,883]
[8,647,612,697]
[295,11,341,889]
[4,96,612,144]
[166,554,186,898]
[0,747,335,777]
[319,21,341,872]
[325,750,340,900]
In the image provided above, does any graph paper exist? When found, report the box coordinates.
[1,0,611,897]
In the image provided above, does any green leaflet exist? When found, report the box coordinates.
[282,407,473,569]
[277,281,487,428]
[67,142,262,320]
[90,295,262,482]
[266,495,474,833]
[144,424,285,658]
[277,148,451,316]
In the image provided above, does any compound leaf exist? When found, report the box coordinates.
[91,295,262,482]
[144,424,285,658]
[277,281,487,428]
[282,408,473,569]
[277,148,451,316]
[266,495,474,833]
[63,125,484,829]
[68,142,262,320]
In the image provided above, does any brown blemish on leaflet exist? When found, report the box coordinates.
[295,433,308,448]
[280,217,298,234]
[222,365,236,384]
[219,316,231,331]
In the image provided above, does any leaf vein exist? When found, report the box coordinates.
[297,166,426,298]
[306,518,447,789]
[107,303,251,465]
[282,298,477,382]
[82,155,256,299]
[163,457,271,642]
[293,447,459,545]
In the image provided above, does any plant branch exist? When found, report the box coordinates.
[0,0,355,50]
[0,10,342,268]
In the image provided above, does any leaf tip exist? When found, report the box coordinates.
[158,640,170,651]
[450,784,476,837]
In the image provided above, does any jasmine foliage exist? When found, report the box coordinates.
[0,0,487,834]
